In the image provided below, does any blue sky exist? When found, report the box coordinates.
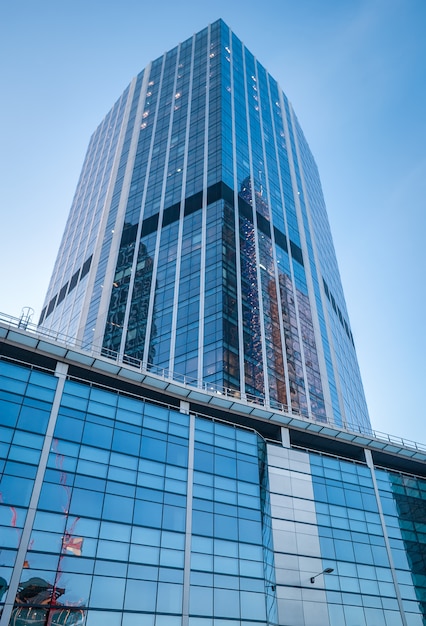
[1,0,425,442]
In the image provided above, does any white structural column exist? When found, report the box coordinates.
[114,53,167,364]
[365,449,409,626]
[182,413,196,626]
[169,36,196,375]
[110,55,166,364]
[0,362,68,626]
[93,68,151,350]
[287,104,334,424]
[142,45,181,367]
[229,34,246,398]
[197,25,211,384]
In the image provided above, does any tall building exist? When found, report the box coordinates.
[38,19,370,435]
[5,18,425,626]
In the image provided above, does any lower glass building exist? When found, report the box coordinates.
[1,320,426,626]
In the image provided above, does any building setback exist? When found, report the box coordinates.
[39,19,369,435]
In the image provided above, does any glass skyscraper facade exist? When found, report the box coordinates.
[3,19,426,626]
[38,19,369,435]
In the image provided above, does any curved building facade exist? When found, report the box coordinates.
[39,20,370,433]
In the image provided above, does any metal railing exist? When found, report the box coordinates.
[1,311,425,455]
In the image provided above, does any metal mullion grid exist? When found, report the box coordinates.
[286,105,335,424]
[263,72,293,412]
[241,43,269,403]
[181,412,196,626]
[365,449,409,626]
[142,47,182,367]
[0,362,69,626]
[253,59,289,409]
[44,109,110,333]
[45,121,101,302]
[229,30,246,396]
[169,36,196,374]
[114,53,166,361]
[278,90,313,418]
[196,24,211,384]
[63,101,123,338]
[91,72,149,350]
[76,85,135,344]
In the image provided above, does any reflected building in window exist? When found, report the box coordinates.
[38,20,370,436]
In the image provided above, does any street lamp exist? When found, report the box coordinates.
[310,567,334,584]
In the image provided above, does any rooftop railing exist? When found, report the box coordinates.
[1,310,425,455]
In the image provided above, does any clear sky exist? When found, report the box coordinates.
[1,0,425,443]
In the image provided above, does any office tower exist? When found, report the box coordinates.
[38,19,370,434]
[1,20,426,625]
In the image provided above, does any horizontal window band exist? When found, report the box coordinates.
[41,255,93,322]
[135,181,302,266]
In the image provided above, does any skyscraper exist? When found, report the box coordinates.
[39,20,369,434]
[2,20,426,626]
